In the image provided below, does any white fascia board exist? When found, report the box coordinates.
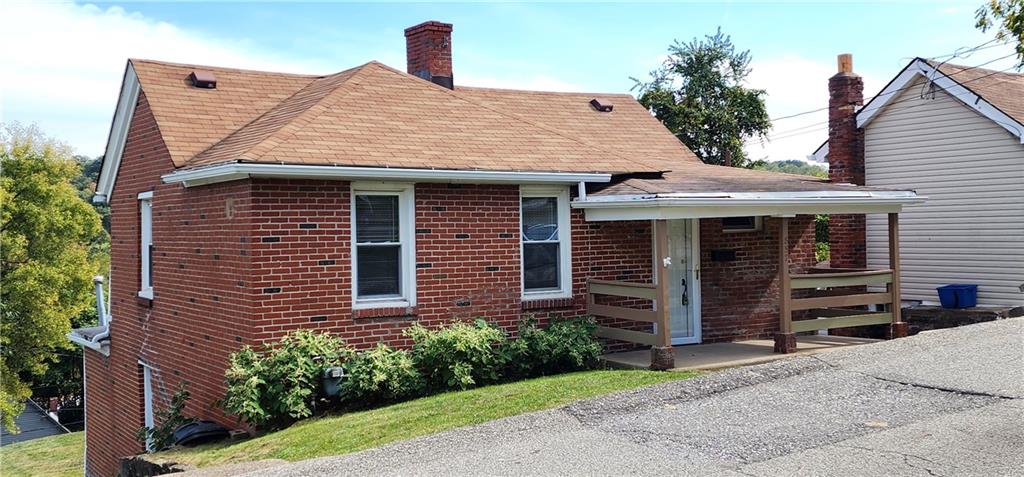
[809,142,828,163]
[857,59,1024,144]
[93,62,141,204]
[162,162,612,187]
[572,191,925,221]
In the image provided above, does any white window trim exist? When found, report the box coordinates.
[722,216,762,233]
[350,182,416,310]
[520,185,572,300]
[139,360,155,452]
[138,192,154,299]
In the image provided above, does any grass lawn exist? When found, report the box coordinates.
[158,369,696,468]
[0,369,697,475]
[0,431,83,477]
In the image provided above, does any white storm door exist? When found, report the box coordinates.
[666,219,701,345]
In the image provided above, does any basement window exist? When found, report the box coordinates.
[351,183,415,309]
[521,186,572,299]
[138,191,153,299]
[722,216,762,233]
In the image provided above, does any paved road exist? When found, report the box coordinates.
[248,319,1024,476]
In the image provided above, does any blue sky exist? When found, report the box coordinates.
[1,1,1017,161]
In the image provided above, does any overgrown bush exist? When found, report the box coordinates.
[406,319,507,391]
[505,316,602,378]
[342,344,424,405]
[815,242,830,263]
[136,382,195,451]
[222,330,350,429]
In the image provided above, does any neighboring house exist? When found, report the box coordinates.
[0,400,69,446]
[813,55,1024,306]
[68,22,921,476]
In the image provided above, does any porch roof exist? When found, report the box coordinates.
[577,167,924,221]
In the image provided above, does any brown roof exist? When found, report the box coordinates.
[930,61,1024,126]
[131,59,681,174]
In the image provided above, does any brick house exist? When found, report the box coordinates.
[69,22,922,476]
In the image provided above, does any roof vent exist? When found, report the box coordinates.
[590,98,613,112]
[188,70,217,89]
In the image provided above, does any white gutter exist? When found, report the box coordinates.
[67,276,111,353]
[572,190,925,221]
[163,163,612,188]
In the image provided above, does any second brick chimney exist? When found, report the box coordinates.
[827,53,866,269]
[405,21,454,89]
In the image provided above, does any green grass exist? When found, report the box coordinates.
[159,369,696,468]
[0,431,83,477]
[0,370,697,475]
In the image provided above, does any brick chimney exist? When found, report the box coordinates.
[405,21,453,89]
[827,53,866,269]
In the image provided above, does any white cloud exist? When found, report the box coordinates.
[744,54,884,163]
[0,2,333,156]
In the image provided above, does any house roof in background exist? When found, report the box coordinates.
[927,60,1024,126]
[131,59,685,174]
[810,59,1024,162]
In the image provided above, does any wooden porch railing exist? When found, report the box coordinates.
[587,279,662,346]
[775,213,906,353]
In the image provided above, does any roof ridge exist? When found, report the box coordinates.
[186,63,370,166]
[130,58,323,78]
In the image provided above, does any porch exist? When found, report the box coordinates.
[601,335,878,371]
[581,212,915,370]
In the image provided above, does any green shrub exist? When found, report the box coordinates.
[406,319,507,391]
[815,241,830,263]
[342,344,424,405]
[506,316,602,378]
[222,330,350,429]
[136,382,195,451]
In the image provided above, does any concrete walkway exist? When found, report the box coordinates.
[245,319,1023,477]
[603,335,878,370]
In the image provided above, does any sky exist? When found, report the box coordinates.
[0,1,1018,163]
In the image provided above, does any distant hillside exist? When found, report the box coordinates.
[753,160,827,178]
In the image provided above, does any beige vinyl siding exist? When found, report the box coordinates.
[864,77,1024,306]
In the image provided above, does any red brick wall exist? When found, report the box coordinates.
[84,90,258,477]
[699,216,816,342]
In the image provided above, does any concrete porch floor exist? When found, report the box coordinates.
[602,335,879,371]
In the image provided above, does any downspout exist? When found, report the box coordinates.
[89,276,110,344]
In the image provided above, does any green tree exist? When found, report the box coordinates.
[634,28,771,167]
[753,159,828,178]
[1,123,105,431]
[977,0,1024,68]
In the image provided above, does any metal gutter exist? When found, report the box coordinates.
[162,163,612,187]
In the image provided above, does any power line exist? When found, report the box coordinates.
[767,42,1014,124]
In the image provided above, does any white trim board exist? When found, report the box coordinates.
[858,59,1024,143]
[94,62,140,204]
[163,163,611,188]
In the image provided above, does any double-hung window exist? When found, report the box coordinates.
[352,183,415,309]
[138,191,153,299]
[520,186,571,299]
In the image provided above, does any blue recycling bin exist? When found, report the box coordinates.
[936,284,978,309]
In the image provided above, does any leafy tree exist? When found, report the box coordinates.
[634,28,771,167]
[1,123,105,431]
[753,160,828,178]
[977,0,1024,68]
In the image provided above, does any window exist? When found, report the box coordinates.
[722,216,762,233]
[520,186,571,299]
[352,183,415,308]
[139,191,153,299]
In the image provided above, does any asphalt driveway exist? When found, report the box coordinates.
[247,319,1023,476]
